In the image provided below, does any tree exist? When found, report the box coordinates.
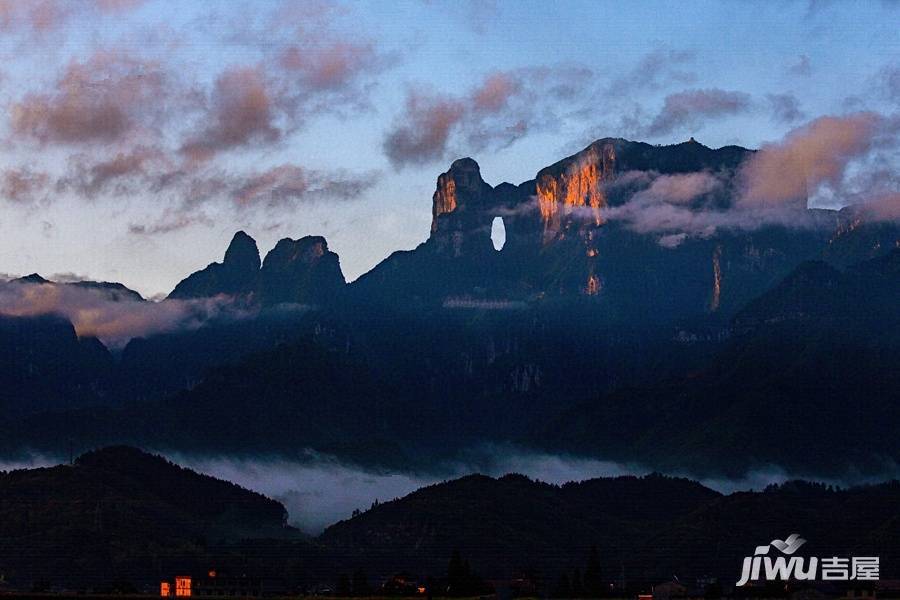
[337,574,351,597]
[584,546,603,597]
[352,568,371,596]
[571,568,584,597]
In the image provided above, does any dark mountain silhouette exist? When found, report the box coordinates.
[259,235,346,306]
[68,280,145,302]
[537,249,900,476]
[0,446,306,589]
[169,231,346,306]
[0,336,408,466]
[0,314,114,415]
[10,273,144,302]
[169,230,261,300]
[319,471,900,584]
[349,138,892,325]
[0,137,898,478]
[7,447,900,591]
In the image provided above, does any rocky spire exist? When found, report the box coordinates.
[431,158,493,233]
[223,230,261,272]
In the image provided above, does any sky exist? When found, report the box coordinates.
[0,0,897,297]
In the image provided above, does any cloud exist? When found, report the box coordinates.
[644,88,752,137]
[279,41,382,93]
[584,111,900,245]
[739,111,897,208]
[599,171,738,238]
[0,279,253,347]
[0,0,145,34]
[767,93,805,123]
[644,171,723,204]
[10,50,169,145]
[858,192,900,222]
[172,445,900,534]
[875,63,900,102]
[1,168,50,203]
[180,67,281,161]
[787,54,812,77]
[59,146,172,198]
[128,209,214,236]
[608,47,696,96]
[384,66,593,168]
[383,92,466,167]
[230,164,379,207]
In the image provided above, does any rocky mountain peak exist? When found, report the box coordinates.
[431,157,493,233]
[262,235,330,268]
[223,230,261,271]
[259,236,346,305]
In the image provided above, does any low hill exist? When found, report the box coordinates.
[320,473,900,584]
[0,446,305,590]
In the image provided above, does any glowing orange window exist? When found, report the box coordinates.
[160,582,171,597]
[175,576,192,597]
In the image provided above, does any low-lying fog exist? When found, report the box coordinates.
[175,450,900,534]
[3,449,896,535]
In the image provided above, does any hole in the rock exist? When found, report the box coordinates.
[491,216,506,251]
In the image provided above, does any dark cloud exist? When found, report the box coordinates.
[767,93,805,123]
[644,88,752,137]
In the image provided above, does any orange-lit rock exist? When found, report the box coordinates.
[431,175,457,232]
[535,144,616,244]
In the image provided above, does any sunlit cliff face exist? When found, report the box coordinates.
[536,144,616,244]
[431,174,457,232]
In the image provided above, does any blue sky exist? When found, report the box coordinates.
[0,0,897,296]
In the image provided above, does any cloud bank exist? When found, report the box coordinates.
[0,279,253,347]
[384,66,592,168]
[593,111,900,246]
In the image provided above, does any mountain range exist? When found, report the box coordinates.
[0,137,898,478]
